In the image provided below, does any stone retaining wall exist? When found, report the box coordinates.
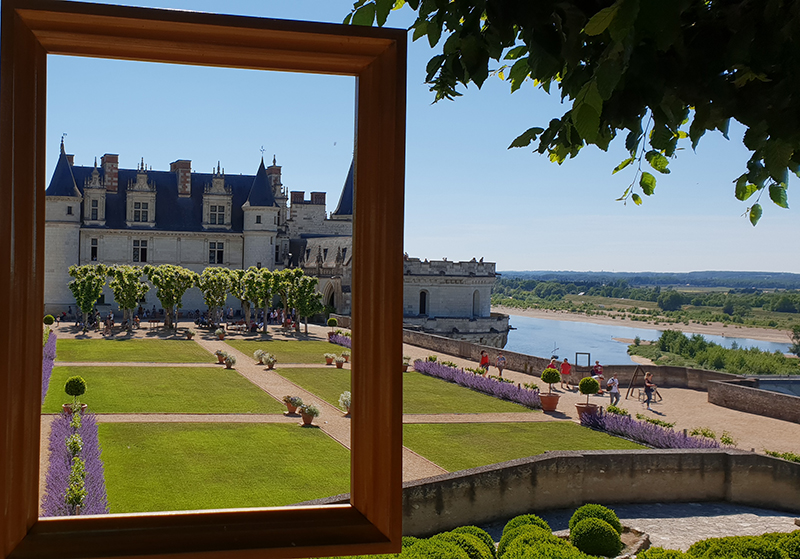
[708,379,800,424]
[306,450,800,537]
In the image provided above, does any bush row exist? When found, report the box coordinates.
[412,360,541,409]
[581,411,721,450]
[42,331,57,404]
[640,531,800,559]
[329,333,352,349]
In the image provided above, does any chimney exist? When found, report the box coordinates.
[267,155,281,188]
[101,154,119,192]
[310,192,326,205]
[291,191,305,205]
[66,154,74,166]
[170,159,192,197]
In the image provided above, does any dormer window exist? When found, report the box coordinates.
[91,200,98,220]
[210,205,225,225]
[133,202,148,222]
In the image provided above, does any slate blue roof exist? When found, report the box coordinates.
[45,144,80,197]
[245,159,278,207]
[332,160,353,216]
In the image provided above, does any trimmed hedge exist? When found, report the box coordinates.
[638,548,689,559]
[404,539,471,559]
[503,514,551,536]
[569,518,623,557]
[433,532,493,559]
[569,503,623,535]
[452,526,497,558]
[498,526,560,558]
[687,535,790,559]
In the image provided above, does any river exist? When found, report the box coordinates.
[504,314,792,366]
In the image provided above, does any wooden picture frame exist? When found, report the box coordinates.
[0,1,406,557]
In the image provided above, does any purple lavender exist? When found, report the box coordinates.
[581,412,720,449]
[41,412,109,516]
[329,334,352,349]
[412,360,541,409]
[42,332,57,404]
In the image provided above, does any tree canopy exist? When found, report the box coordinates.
[346,0,799,224]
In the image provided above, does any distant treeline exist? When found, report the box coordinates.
[501,270,800,290]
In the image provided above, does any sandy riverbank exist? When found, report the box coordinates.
[493,305,793,344]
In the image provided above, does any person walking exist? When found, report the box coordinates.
[560,358,571,390]
[479,350,490,376]
[608,373,621,406]
[591,360,605,395]
[643,372,656,410]
[496,352,507,377]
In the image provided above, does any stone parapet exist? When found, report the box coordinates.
[403,258,496,277]
[708,378,800,424]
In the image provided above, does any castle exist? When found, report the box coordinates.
[45,142,509,347]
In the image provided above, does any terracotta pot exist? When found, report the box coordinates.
[343,355,349,363]
[225,362,233,369]
[336,361,344,369]
[301,413,314,425]
[186,334,194,340]
[267,363,275,370]
[217,334,225,340]
[325,357,334,365]
[575,402,599,418]
[402,364,409,372]
[285,403,298,414]
[539,393,561,412]
[217,354,225,364]
[345,406,351,416]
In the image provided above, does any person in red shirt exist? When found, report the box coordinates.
[479,350,489,377]
[560,358,572,390]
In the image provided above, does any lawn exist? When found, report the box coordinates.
[98,423,350,513]
[42,366,284,414]
[403,422,645,471]
[55,339,212,363]
[225,340,343,364]
[277,369,535,414]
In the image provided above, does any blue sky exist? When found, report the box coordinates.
[42,0,799,273]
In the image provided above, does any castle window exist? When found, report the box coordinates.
[323,248,328,260]
[91,238,98,262]
[341,248,347,260]
[275,245,280,263]
[134,201,148,222]
[66,206,73,215]
[256,262,262,269]
[91,200,98,221]
[419,291,428,315]
[133,239,147,262]
[255,215,262,224]
[209,241,224,264]
[210,205,225,225]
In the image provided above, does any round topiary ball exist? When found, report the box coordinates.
[579,376,600,396]
[43,314,55,325]
[402,536,422,549]
[502,514,551,536]
[433,532,493,559]
[497,525,554,558]
[541,367,561,386]
[404,538,470,559]
[503,540,578,559]
[327,317,338,327]
[451,526,496,558]
[64,376,87,399]
[780,531,800,559]
[569,518,623,557]
[569,503,623,534]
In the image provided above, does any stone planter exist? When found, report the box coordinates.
[285,403,298,415]
[539,393,561,412]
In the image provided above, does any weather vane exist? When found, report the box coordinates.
[260,146,265,156]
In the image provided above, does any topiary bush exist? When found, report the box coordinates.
[687,535,788,559]
[578,376,600,403]
[327,317,338,328]
[569,518,623,557]
[64,376,87,405]
[403,538,470,559]
[780,531,800,559]
[502,514,551,536]
[497,525,556,558]
[43,314,55,325]
[541,368,561,393]
[433,532,494,559]
[638,547,690,559]
[569,503,623,534]
[451,526,496,558]
[503,540,583,559]
[402,536,423,549]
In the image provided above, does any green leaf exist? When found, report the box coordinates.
[734,176,758,201]
[769,183,789,208]
[412,19,428,41]
[625,128,641,154]
[375,0,392,26]
[609,0,640,42]
[508,57,530,93]
[573,104,600,143]
[645,150,670,173]
[352,3,376,26]
[639,171,656,195]
[749,203,762,226]
[575,81,603,114]
[650,124,671,150]
[595,57,622,100]
[504,46,527,60]
[616,186,631,201]
[508,127,544,149]
[764,139,793,183]
[612,156,634,174]
[427,15,442,47]
[585,3,620,36]
[425,54,445,82]
[631,193,642,205]
[343,13,353,25]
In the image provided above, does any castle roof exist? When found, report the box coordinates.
[332,160,353,216]
[245,158,278,208]
[45,141,80,198]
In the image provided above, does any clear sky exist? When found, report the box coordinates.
[42,0,800,274]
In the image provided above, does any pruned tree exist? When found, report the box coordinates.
[346,0,799,224]
[106,265,149,333]
[196,267,231,326]
[292,274,325,334]
[273,268,304,327]
[67,264,107,331]
[143,264,199,329]
[790,325,800,358]
[228,269,253,328]
[241,267,274,333]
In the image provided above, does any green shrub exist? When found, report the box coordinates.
[451,526,496,558]
[569,503,622,535]
[403,538,470,559]
[502,514,551,536]
[43,314,55,325]
[569,518,623,557]
[605,405,630,416]
[578,377,600,399]
[433,532,494,559]
[637,547,689,559]
[497,526,554,558]
[402,536,423,549]
[765,450,800,463]
[780,531,800,559]
[636,413,676,429]
[64,376,87,404]
[503,539,582,559]
[541,368,560,390]
[689,427,716,440]
[687,535,788,559]
[327,317,338,327]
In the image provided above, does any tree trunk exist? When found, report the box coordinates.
[262,304,269,334]
[304,317,309,334]
[126,308,133,333]
[243,302,251,329]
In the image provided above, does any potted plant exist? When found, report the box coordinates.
[253,349,265,364]
[224,354,237,369]
[327,317,338,339]
[215,349,227,364]
[264,353,277,369]
[339,391,351,415]
[341,350,350,363]
[63,376,87,415]
[539,368,562,412]
[402,356,411,372]
[299,403,320,426]
[215,327,225,340]
[324,352,337,365]
[576,377,601,417]
[283,395,303,415]
[335,356,346,369]
[185,328,196,340]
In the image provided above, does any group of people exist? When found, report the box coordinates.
[478,350,507,377]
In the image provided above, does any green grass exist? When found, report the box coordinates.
[403,423,645,471]
[43,366,284,414]
[98,423,350,513]
[277,369,535,414]
[55,339,212,363]
[225,340,343,364]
